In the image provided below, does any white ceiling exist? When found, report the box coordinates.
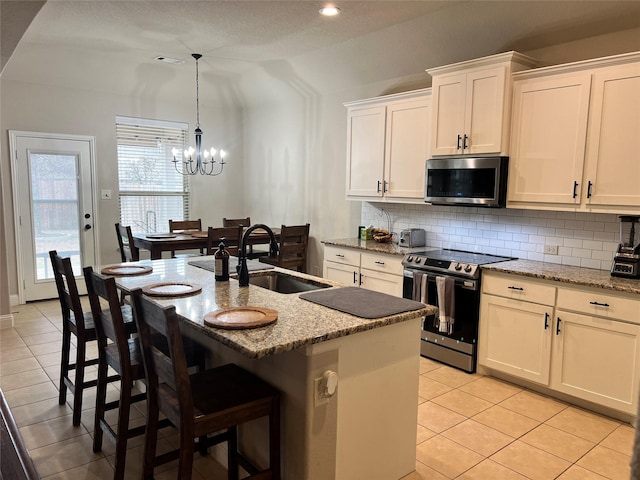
[3,1,640,104]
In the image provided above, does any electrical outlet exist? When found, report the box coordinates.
[314,377,329,407]
[543,245,558,255]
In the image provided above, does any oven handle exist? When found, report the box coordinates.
[404,269,478,291]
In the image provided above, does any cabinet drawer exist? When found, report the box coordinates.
[360,251,403,275]
[482,272,556,306]
[324,246,360,266]
[557,287,640,325]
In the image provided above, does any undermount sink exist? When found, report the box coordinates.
[248,271,332,294]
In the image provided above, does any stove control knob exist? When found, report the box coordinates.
[407,256,413,262]
[464,265,473,273]
[454,263,462,271]
[415,257,422,264]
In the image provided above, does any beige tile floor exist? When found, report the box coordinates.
[1,300,636,479]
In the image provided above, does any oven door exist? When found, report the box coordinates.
[403,269,479,343]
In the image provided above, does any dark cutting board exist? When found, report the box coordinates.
[299,287,425,319]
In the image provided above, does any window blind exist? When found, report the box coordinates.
[115,116,190,233]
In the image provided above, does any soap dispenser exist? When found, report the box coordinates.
[214,241,229,281]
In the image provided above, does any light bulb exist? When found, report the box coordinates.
[172,147,179,157]
[220,149,227,159]
[203,149,211,159]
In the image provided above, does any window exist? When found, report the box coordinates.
[116,116,189,233]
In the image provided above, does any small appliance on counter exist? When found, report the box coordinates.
[399,228,426,248]
[611,215,640,278]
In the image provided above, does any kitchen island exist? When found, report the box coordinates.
[113,257,435,480]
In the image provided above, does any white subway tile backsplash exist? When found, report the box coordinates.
[362,203,622,271]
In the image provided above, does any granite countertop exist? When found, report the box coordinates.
[482,259,640,295]
[322,237,426,256]
[112,257,435,359]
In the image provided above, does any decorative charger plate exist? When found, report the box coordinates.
[146,233,177,239]
[204,307,278,330]
[142,282,202,297]
[189,231,208,238]
[101,265,153,276]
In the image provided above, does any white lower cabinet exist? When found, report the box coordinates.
[479,271,640,415]
[323,245,403,297]
[550,310,640,413]
[479,273,555,385]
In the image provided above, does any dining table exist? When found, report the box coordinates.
[101,256,431,480]
[133,227,281,260]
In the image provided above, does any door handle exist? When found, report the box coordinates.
[84,224,92,230]
[544,312,549,330]
[572,181,578,199]
[556,317,562,335]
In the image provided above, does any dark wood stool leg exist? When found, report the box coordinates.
[58,327,71,406]
[178,424,195,480]
[142,398,160,480]
[71,340,87,426]
[228,426,239,480]
[113,379,133,480]
[270,398,281,480]
[93,357,108,452]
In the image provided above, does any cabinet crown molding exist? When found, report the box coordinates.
[513,51,640,79]
[426,51,538,77]
[343,87,431,108]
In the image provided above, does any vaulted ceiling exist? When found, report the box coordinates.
[3,1,640,105]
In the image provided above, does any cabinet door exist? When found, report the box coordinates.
[346,106,386,197]
[551,311,640,415]
[479,294,552,385]
[508,72,591,205]
[430,73,466,156]
[323,260,358,286]
[584,63,640,209]
[465,67,506,154]
[360,268,403,297]
[384,97,431,199]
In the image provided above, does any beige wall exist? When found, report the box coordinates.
[0,80,244,302]
[1,25,639,304]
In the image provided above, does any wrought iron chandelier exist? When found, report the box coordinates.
[172,53,227,176]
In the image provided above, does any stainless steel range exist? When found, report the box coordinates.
[402,249,514,372]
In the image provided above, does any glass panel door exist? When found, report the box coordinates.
[11,132,96,302]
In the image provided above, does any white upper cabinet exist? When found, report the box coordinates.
[584,62,640,209]
[427,52,537,157]
[508,52,640,214]
[345,89,431,203]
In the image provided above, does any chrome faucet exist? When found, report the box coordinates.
[237,224,279,287]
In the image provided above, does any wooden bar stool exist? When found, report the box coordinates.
[169,218,203,257]
[49,250,134,427]
[131,291,281,480]
[206,225,242,256]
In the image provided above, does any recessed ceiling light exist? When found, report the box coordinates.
[154,56,185,65]
[319,6,341,16]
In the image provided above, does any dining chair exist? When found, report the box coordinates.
[206,226,242,256]
[115,223,139,262]
[49,250,135,427]
[259,223,310,273]
[223,217,266,258]
[168,218,204,257]
[131,291,281,480]
[83,267,208,479]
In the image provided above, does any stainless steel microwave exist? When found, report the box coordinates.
[425,156,509,207]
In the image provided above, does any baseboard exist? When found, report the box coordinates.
[0,314,14,330]
[9,294,19,307]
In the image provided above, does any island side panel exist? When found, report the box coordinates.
[334,317,421,480]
